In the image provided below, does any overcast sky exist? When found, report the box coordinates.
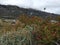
[0,0,60,14]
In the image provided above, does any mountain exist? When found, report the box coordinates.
[0,4,60,19]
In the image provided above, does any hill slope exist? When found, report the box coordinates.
[0,4,60,19]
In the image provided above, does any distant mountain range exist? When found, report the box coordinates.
[0,4,60,19]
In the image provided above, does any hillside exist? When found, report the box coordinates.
[0,4,60,19]
[0,4,60,45]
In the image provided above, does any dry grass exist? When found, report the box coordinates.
[0,15,60,45]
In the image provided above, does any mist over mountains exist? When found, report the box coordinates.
[0,4,60,19]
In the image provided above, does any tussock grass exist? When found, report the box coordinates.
[0,15,60,45]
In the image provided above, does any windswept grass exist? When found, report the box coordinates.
[0,14,60,45]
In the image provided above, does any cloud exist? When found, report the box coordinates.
[0,0,60,14]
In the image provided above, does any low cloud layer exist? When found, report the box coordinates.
[0,0,60,14]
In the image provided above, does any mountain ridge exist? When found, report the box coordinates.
[0,4,60,19]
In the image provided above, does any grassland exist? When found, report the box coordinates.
[0,15,60,45]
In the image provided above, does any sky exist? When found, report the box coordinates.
[0,0,60,14]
